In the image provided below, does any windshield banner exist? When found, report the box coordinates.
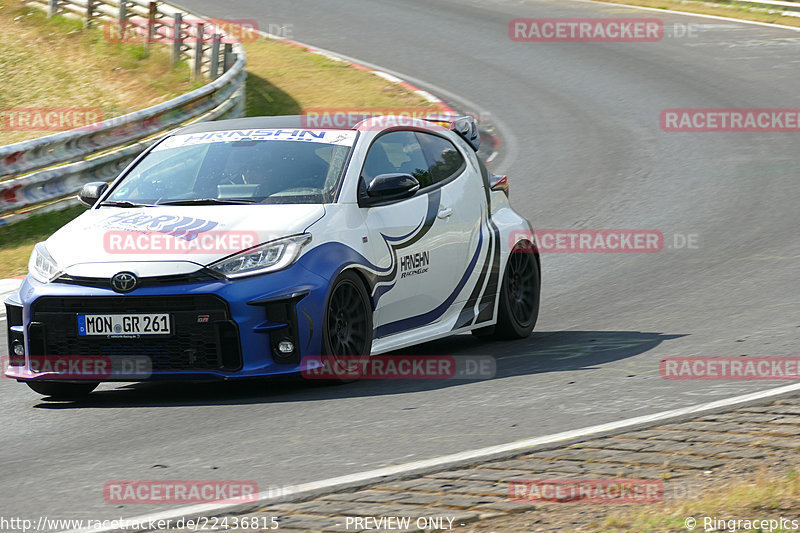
[154,129,358,151]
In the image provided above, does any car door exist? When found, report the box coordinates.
[415,131,485,312]
[359,130,484,339]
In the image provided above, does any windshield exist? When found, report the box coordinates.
[104,129,357,205]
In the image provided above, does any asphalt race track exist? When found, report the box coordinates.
[2,0,799,523]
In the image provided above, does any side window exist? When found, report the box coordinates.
[416,132,465,184]
[362,131,433,188]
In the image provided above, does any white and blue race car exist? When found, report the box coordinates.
[5,115,540,397]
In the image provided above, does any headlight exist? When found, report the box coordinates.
[28,242,61,283]
[208,234,311,279]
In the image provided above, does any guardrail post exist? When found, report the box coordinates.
[209,34,221,80]
[171,13,183,65]
[117,0,127,40]
[193,23,205,80]
[146,1,157,49]
[85,0,94,28]
[223,43,234,73]
[47,0,58,18]
[118,1,127,25]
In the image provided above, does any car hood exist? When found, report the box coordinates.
[45,204,325,278]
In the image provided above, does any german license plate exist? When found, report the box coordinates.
[78,314,171,336]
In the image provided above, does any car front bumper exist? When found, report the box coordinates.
[4,263,330,382]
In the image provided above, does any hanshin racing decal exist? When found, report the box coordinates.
[153,129,358,151]
[374,226,483,339]
[369,189,441,305]
[399,250,430,279]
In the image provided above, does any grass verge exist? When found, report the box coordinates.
[600,466,800,532]
[0,0,199,145]
[242,37,434,116]
[0,205,84,277]
[591,0,800,28]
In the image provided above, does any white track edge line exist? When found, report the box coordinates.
[64,382,800,533]
[574,0,800,31]
[414,90,443,103]
[248,28,503,166]
[371,71,404,83]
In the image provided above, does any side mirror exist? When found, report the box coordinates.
[360,173,419,207]
[77,182,109,207]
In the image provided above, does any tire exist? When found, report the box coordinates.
[26,381,98,398]
[487,243,540,340]
[319,270,373,382]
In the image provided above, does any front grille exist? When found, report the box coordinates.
[55,270,221,290]
[31,295,242,372]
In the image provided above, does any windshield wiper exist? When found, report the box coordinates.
[97,200,154,208]
[157,198,257,206]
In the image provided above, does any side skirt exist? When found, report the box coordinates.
[370,314,499,355]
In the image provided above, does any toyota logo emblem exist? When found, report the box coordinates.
[111,272,138,293]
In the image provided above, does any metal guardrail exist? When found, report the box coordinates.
[0,0,248,225]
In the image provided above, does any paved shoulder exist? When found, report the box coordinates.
[143,396,800,532]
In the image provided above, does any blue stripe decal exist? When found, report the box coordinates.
[371,190,441,306]
[455,211,491,329]
[384,217,424,243]
[375,226,483,339]
[372,280,396,304]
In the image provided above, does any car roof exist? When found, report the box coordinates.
[175,115,313,134]
[173,115,455,136]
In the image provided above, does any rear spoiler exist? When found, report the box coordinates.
[423,114,480,152]
[489,174,508,196]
